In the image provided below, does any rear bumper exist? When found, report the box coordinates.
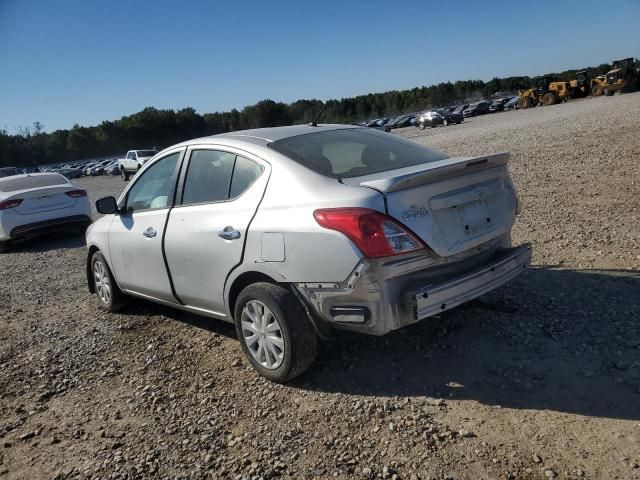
[296,243,531,336]
[411,244,530,320]
[8,214,91,240]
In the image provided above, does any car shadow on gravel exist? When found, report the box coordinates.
[120,301,237,339]
[7,231,85,253]
[296,267,640,421]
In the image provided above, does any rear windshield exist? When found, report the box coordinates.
[0,173,68,192]
[269,128,448,179]
[0,167,21,178]
[137,150,158,157]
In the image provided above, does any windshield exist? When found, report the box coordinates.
[137,150,158,157]
[269,128,448,179]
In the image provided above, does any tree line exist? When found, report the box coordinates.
[0,63,612,167]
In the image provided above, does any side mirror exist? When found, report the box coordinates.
[96,196,118,214]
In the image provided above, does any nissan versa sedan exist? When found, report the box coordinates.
[0,173,92,252]
[86,125,531,382]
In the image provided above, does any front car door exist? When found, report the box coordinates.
[108,148,184,303]
[163,146,268,316]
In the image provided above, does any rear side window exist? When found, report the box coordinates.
[269,128,448,179]
[230,156,263,199]
[182,150,236,205]
[181,151,263,205]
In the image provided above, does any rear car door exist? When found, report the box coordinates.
[163,147,268,316]
[108,149,183,302]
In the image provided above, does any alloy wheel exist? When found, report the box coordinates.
[241,300,285,369]
[93,260,111,305]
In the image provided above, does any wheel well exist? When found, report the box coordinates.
[227,271,277,320]
[86,246,99,293]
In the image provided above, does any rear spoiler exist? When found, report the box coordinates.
[343,152,509,193]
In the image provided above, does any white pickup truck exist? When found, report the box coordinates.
[117,149,158,181]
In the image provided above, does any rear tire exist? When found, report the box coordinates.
[591,85,604,96]
[234,283,318,383]
[418,122,425,130]
[0,240,11,253]
[91,251,129,312]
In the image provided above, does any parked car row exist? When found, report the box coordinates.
[414,95,522,130]
[37,156,122,180]
[357,114,417,131]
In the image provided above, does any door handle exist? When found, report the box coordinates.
[218,227,241,240]
[143,227,157,238]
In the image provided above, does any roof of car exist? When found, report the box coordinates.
[178,124,362,147]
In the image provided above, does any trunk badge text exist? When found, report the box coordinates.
[401,206,429,221]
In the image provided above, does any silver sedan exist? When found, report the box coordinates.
[86,124,530,382]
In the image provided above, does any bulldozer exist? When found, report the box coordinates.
[591,58,639,96]
[518,76,570,109]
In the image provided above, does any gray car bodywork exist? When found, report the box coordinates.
[86,124,530,336]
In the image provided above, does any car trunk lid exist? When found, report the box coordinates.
[12,186,79,215]
[343,153,517,257]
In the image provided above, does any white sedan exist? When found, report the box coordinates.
[0,173,92,252]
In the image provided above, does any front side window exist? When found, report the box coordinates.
[125,152,180,212]
[269,128,448,179]
[182,150,236,205]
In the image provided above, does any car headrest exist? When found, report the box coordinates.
[361,145,390,168]
[305,144,333,175]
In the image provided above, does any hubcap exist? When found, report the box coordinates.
[93,260,111,305]
[241,300,285,370]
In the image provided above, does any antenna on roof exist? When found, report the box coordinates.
[309,103,326,127]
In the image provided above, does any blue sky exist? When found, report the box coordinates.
[1,0,638,133]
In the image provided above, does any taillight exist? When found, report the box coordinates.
[0,199,23,210]
[313,208,425,258]
[65,189,87,198]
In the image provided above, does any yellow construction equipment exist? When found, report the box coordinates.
[591,58,639,96]
[519,76,570,109]
[569,71,592,98]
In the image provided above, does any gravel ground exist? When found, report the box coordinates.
[1,93,639,480]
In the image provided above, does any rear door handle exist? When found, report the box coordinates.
[218,227,241,240]
[143,227,157,238]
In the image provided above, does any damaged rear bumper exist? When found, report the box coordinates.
[295,243,531,336]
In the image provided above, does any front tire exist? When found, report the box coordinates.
[0,240,11,253]
[234,283,317,383]
[120,168,130,181]
[519,96,533,109]
[91,251,129,311]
